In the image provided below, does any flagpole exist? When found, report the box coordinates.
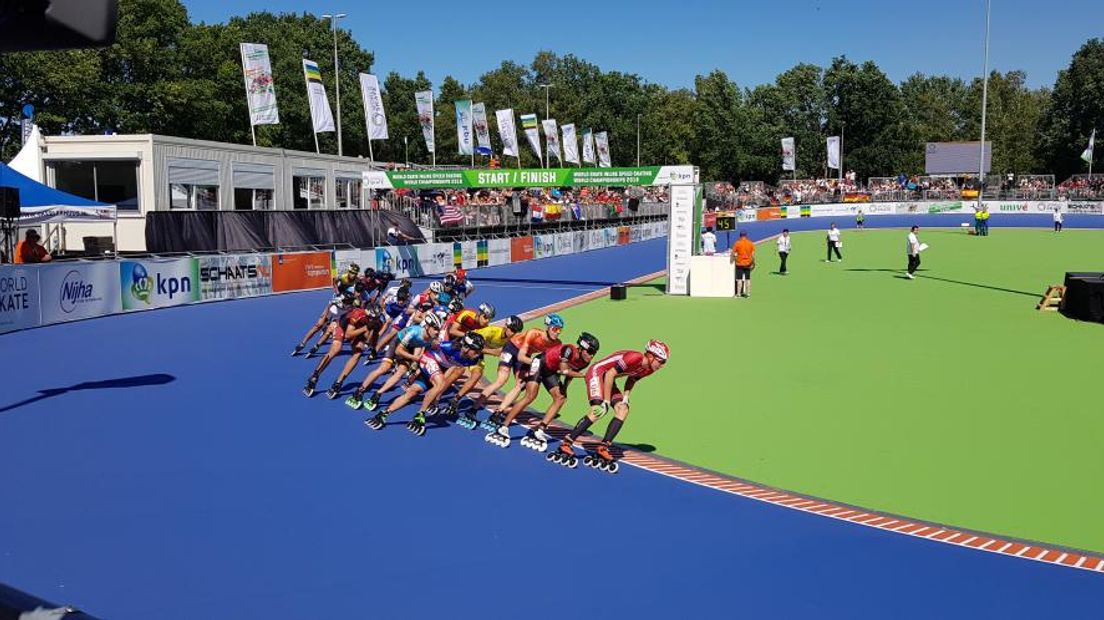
[250,123,257,147]
[978,0,992,197]
[313,131,320,154]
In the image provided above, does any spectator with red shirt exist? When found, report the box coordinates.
[548,340,669,473]
[14,229,51,264]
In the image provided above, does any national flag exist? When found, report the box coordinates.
[439,202,465,226]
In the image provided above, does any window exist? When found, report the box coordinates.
[51,160,140,212]
[335,175,362,209]
[232,163,275,211]
[293,169,326,209]
[167,159,220,210]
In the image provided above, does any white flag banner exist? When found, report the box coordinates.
[241,43,279,126]
[455,100,474,155]
[1082,129,1096,164]
[496,108,518,157]
[302,58,334,133]
[582,128,596,164]
[827,136,841,170]
[415,90,435,153]
[562,123,579,164]
[781,137,795,171]
[359,73,388,140]
[595,131,611,167]
[472,103,492,155]
[542,119,561,164]
[521,113,542,163]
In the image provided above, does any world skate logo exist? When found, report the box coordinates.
[129,263,153,304]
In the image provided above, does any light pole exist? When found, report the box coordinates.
[978,0,992,199]
[538,83,552,168]
[636,114,641,167]
[322,13,347,157]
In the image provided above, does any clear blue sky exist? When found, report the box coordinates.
[184,0,1103,91]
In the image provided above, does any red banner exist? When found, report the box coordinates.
[756,207,782,221]
[510,237,534,262]
[272,251,332,292]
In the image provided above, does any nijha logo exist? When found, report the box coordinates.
[60,270,94,313]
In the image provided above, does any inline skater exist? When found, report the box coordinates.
[364,332,485,436]
[444,302,495,342]
[476,314,564,431]
[291,264,359,356]
[302,301,379,397]
[487,332,600,449]
[448,315,524,428]
[548,340,669,473]
[345,312,442,410]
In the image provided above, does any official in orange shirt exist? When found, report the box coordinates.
[731,230,756,298]
[14,229,52,264]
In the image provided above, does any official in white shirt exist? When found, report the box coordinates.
[826,223,842,262]
[1053,207,1064,232]
[906,225,921,279]
[701,227,718,255]
[776,229,792,274]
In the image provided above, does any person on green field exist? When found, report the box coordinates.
[973,205,983,235]
[980,206,990,236]
[855,210,865,230]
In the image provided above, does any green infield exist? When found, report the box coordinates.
[525,228,1104,553]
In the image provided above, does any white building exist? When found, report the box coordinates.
[34,134,388,251]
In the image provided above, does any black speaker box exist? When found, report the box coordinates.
[0,187,20,219]
[1062,272,1104,324]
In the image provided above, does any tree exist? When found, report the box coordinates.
[1038,39,1104,179]
[747,63,826,179]
[823,57,911,179]
[691,70,746,182]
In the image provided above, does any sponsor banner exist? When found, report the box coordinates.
[924,201,970,214]
[415,90,435,153]
[362,166,694,190]
[198,254,273,300]
[533,235,555,259]
[510,237,534,262]
[582,128,596,164]
[241,43,279,126]
[303,59,335,133]
[737,209,758,223]
[459,241,478,268]
[376,246,425,278]
[18,205,117,226]
[985,201,1068,214]
[333,249,362,278]
[1066,202,1104,214]
[0,266,41,333]
[756,207,782,221]
[572,230,589,253]
[553,232,572,256]
[617,226,630,245]
[37,262,120,325]
[667,185,695,294]
[630,225,644,243]
[476,240,489,267]
[272,251,332,292]
[496,108,518,157]
[781,137,795,171]
[120,258,200,311]
[595,131,611,168]
[827,136,841,170]
[488,239,511,266]
[472,103,492,155]
[589,229,604,249]
[562,124,579,164]
[603,227,618,247]
[416,243,454,275]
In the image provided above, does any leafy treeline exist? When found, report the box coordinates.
[1,0,1102,183]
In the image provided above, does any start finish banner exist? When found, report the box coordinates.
[364,166,694,189]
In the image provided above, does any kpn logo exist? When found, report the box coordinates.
[130,263,154,304]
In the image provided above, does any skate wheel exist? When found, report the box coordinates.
[567,457,577,469]
[547,453,558,462]
[537,442,547,453]
[608,462,619,474]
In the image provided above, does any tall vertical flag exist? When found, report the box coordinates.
[359,73,388,140]
[562,123,579,164]
[521,113,543,164]
[472,103,493,155]
[415,90,435,153]
[455,100,474,156]
[240,43,279,126]
[496,109,519,157]
[595,131,611,168]
[1082,129,1096,164]
[302,58,335,134]
[542,119,561,165]
[827,136,841,170]
[781,137,796,171]
[582,128,596,165]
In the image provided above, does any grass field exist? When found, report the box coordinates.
[524,228,1104,553]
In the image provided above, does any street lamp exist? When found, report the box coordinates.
[978,0,992,197]
[322,13,347,157]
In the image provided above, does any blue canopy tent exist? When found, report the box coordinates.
[0,161,117,257]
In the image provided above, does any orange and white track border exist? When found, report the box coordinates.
[503,265,1104,574]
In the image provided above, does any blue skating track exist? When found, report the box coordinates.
[1,237,1102,618]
